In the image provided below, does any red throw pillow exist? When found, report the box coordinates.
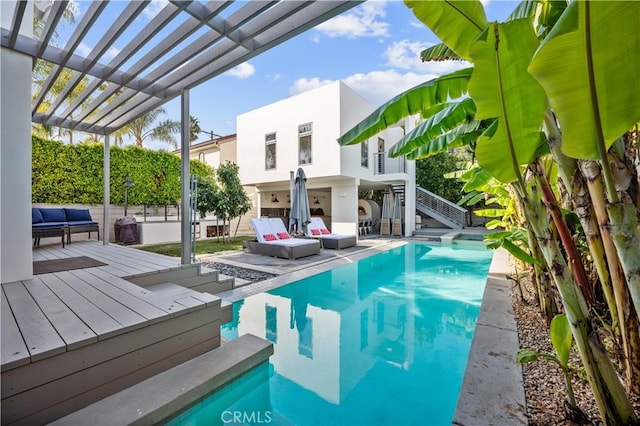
[321,228,330,235]
[264,233,276,241]
[311,229,321,236]
[277,232,290,240]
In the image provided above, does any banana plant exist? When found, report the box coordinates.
[518,314,583,418]
[529,0,640,327]
[337,1,639,422]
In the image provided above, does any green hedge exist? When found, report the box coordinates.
[32,136,212,205]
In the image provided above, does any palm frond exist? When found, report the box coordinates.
[337,67,472,146]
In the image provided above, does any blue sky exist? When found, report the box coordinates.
[61,1,519,149]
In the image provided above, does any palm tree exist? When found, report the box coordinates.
[189,115,202,144]
[117,107,180,148]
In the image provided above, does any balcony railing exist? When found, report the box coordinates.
[373,152,406,175]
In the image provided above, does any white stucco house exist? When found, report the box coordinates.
[236,81,416,237]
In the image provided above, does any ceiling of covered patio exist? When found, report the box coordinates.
[1,0,361,135]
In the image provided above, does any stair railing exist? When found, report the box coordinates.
[416,186,467,227]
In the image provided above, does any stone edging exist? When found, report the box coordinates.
[453,248,528,425]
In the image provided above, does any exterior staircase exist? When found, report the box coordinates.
[415,186,467,229]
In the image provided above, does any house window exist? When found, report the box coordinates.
[298,318,313,359]
[361,140,369,168]
[265,305,277,343]
[265,132,276,170]
[360,309,369,350]
[298,123,312,165]
[198,152,205,162]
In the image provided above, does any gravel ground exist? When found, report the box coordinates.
[513,277,640,425]
[204,261,277,283]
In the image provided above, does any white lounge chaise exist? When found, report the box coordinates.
[306,218,357,249]
[245,218,321,259]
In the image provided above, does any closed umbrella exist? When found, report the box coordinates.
[289,168,311,235]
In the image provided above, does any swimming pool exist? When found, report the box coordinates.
[167,242,493,425]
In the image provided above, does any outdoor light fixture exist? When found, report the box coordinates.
[271,193,279,203]
[123,177,135,216]
[314,197,320,205]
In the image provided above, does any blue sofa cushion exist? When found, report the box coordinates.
[67,221,98,227]
[32,208,44,224]
[40,208,67,223]
[64,208,92,222]
[33,222,68,229]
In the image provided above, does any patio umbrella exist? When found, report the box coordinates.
[289,168,311,235]
[380,192,391,236]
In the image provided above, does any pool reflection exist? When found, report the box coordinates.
[204,243,491,425]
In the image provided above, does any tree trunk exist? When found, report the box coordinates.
[521,185,638,425]
[532,161,594,306]
[527,226,557,321]
[234,215,242,237]
[580,160,640,392]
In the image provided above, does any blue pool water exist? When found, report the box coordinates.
[167,243,493,426]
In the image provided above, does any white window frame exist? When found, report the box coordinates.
[298,122,312,165]
[265,132,277,170]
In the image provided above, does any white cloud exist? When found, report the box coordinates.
[104,46,120,61]
[143,0,168,20]
[289,77,335,96]
[384,40,470,74]
[267,73,281,82]
[76,42,91,57]
[290,70,442,107]
[75,43,120,61]
[224,62,255,79]
[315,1,390,39]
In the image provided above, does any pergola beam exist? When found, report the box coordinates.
[2,0,361,135]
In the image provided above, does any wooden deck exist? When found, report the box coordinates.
[1,241,231,425]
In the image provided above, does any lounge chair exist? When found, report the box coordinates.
[306,217,357,249]
[245,218,320,259]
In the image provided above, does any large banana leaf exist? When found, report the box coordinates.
[405,0,487,62]
[337,68,472,146]
[508,0,567,36]
[529,1,640,159]
[421,43,462,62]
[469,19,547,183]
[406,125,483,160]
[388,98,476,157]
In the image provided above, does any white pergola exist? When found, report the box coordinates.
[1,0,361,266]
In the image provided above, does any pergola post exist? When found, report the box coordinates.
[103,133,110,245]
[180,89,191,264]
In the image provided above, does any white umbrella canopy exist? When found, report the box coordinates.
[289,168,311,235]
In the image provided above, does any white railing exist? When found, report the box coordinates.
[373,152,406,175]
[416,186,467,227]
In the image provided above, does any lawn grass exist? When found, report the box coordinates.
[138,236,255,257]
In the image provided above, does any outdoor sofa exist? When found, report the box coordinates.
[306,217,357,249]
[245,218,320,260]
[32,207,100,246]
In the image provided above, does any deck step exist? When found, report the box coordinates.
[221,300,233,324]
[145,283,220,309]
[126,264,202,287]
[172,271,220,288]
